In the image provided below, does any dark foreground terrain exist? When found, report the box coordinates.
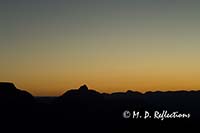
[0,82,199,132]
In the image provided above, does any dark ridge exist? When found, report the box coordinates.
[0,83,199,132]
[0,82,16,90]
[79,84,89,91]
[0,82,34,104]
[59,84,103,102]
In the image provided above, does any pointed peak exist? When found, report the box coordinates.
[79,84,89,91]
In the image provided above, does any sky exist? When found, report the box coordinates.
[1,0,200,96]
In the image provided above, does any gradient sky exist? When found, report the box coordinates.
[1,0,200,96]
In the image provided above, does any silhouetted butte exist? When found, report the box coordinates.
[0,82,34,104]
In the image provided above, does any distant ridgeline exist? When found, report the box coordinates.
[0,82,199,131]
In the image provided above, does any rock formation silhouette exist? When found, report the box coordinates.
[60,84,103,102]
[0,82,34,104]
[0,82,199,132]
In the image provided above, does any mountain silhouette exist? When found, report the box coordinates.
[0,82,34,104]
[60,84,102,101]
[79,84,89,91]
[0,82,35,131]
[0,82,199,132]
